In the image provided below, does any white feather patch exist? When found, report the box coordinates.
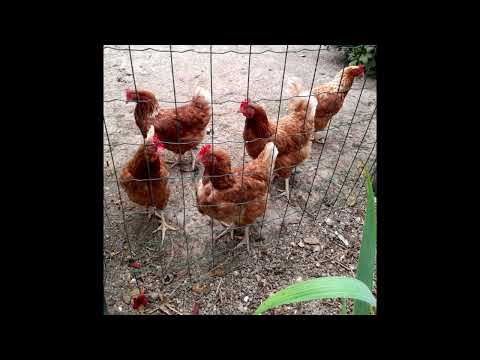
[146,125,155,140]
[194,86,212,105]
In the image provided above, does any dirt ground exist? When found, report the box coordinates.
[103,45,377,315]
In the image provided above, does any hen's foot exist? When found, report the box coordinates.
[215,223,235,241]
[233,226,250,253]
[152,210,177,244]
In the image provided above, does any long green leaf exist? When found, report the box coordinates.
[255,276,376,315]
[353,170,377,315]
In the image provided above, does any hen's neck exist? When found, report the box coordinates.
[331,71,355,93]
[245,112,273,139]
[134,101,159,136]
[131,147,162,177]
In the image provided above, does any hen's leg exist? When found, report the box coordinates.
[275,177,290,200]
[233,225,250,253]
[152,210,177,245]
[219,221,230,228]
[312,132,325,144]
[190,149,197,171]
[215,223,235,241]
[168,153,183,169]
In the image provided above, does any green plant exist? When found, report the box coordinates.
[336,45,376,76]
[254,170,377,315]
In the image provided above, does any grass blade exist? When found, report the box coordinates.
[353,170,377,315]
[255,276,376,315]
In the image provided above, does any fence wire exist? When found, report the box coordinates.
[103,44,377,311]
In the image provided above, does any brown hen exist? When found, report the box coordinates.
[195,142,278,252]
[126,86,211,171]
[119,125,176,242]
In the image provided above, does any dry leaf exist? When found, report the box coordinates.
[192,283,209,295]
[208,266,225,277]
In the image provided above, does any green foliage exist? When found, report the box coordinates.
[254,170,377,315]
[254,277,376,315]
[336,45,376,76]
[353,170,377,315]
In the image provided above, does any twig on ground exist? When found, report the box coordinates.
[164,303,183,315]
[215,278,223,299]
[167,280,185,298]
[146,306,161,315]
[326,255,353,273]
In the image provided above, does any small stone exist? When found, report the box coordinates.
[298,241,305,248]
[315,262,320,267]
[304,237,320,245]
[356,217,362,223]
[255,274,262,282]
[295,276,303,282]
[244,296,249,302]
[130,278,136,284]
[337,233,350,246]
[326,218,334,226]
[233,271,239,276]
[118,306,123,312]
[290,242,295,247]
[149,292,160,301]
[313,245,321,252]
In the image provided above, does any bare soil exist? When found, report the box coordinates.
[103,45,377,315]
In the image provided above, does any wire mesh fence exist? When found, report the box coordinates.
[103,45,377,311]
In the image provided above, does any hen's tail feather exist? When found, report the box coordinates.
[298,90,318,123]
[286,77,304,97]
[259,142,279,181]
[193,86,212,106]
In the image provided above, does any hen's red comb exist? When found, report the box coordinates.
[240,99,251,111]
[198,144,212,158]
[126,89,136,101]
